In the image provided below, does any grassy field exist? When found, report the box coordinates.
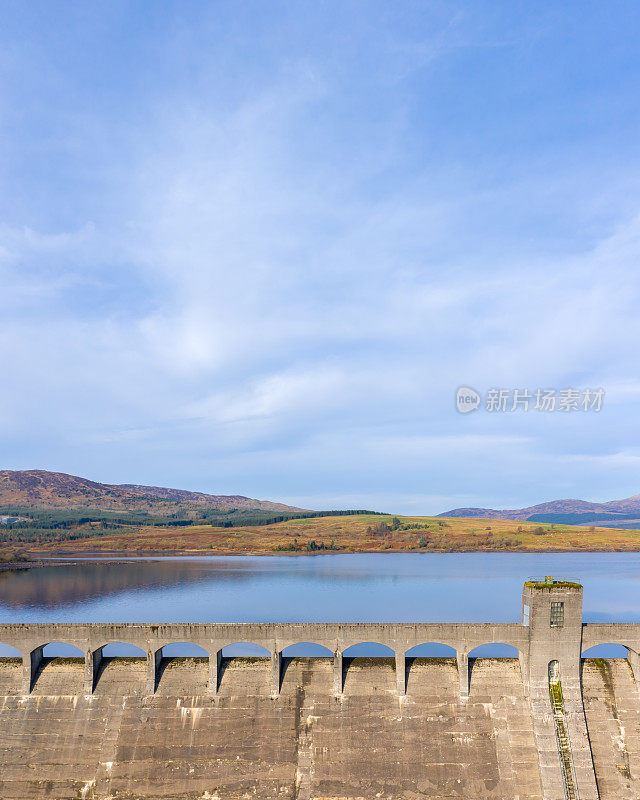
[27,513,640,554]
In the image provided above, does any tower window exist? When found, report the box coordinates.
[550,602,564,627]
[522,604,530,626]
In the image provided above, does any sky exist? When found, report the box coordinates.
[1,1,640,514]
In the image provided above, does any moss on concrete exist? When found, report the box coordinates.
[524,580,582,590]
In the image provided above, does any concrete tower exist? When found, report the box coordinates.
[521,577,584,695]
[521,577,599,800]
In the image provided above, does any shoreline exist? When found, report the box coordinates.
[10,545,640,565]
[0,560,51,571]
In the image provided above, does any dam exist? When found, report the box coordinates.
[0,578,639,799]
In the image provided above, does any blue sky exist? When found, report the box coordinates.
[2,1,640,513]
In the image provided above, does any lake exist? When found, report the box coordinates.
[0,552,638,657]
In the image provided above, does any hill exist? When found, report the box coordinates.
[0,470,305,515]
[439,492,640,523]
[23,513,640,555]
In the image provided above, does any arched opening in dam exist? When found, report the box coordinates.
[468,643,520,694]
[33,642,85,693]
[406,642,457,657]
[404,642,457,692]
[342,642,395,693]
[468,643,519,658]
[156,642,209,693]
[219,642,271,690]
[580,642,640,699]
[280,642,333,688]
[92,642,147,693]
[343,642,395,657]
[101,642,147,657]
[582,643,629,658]
[281,642,333,657]
[42,642,85,657]
[581,642,640,677]
[221,642,271,657]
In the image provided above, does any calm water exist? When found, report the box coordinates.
[0,553,638,656]
[0,552,639,622]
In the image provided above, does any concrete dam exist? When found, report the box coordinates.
[0,579,639,800]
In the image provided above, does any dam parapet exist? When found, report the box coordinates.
[1,578,638,700]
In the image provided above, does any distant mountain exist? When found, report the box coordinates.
[439,493,640,522]
[0,470,306,515]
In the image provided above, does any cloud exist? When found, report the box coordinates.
[184,366,347,424]
[2,3,640,512]
[560,451,640,470]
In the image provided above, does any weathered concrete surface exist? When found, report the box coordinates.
[0,656,543,800]
[583,659,640,800]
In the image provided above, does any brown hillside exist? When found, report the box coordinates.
[0,470,306,514]
[30,512,640,556]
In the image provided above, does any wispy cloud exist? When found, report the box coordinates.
[1,2,640,511]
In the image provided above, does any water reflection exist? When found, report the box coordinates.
[0,560,243,609]
[0,553,638,626]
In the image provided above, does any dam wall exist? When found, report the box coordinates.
[0,655,545,800]
[0,579,638,799]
